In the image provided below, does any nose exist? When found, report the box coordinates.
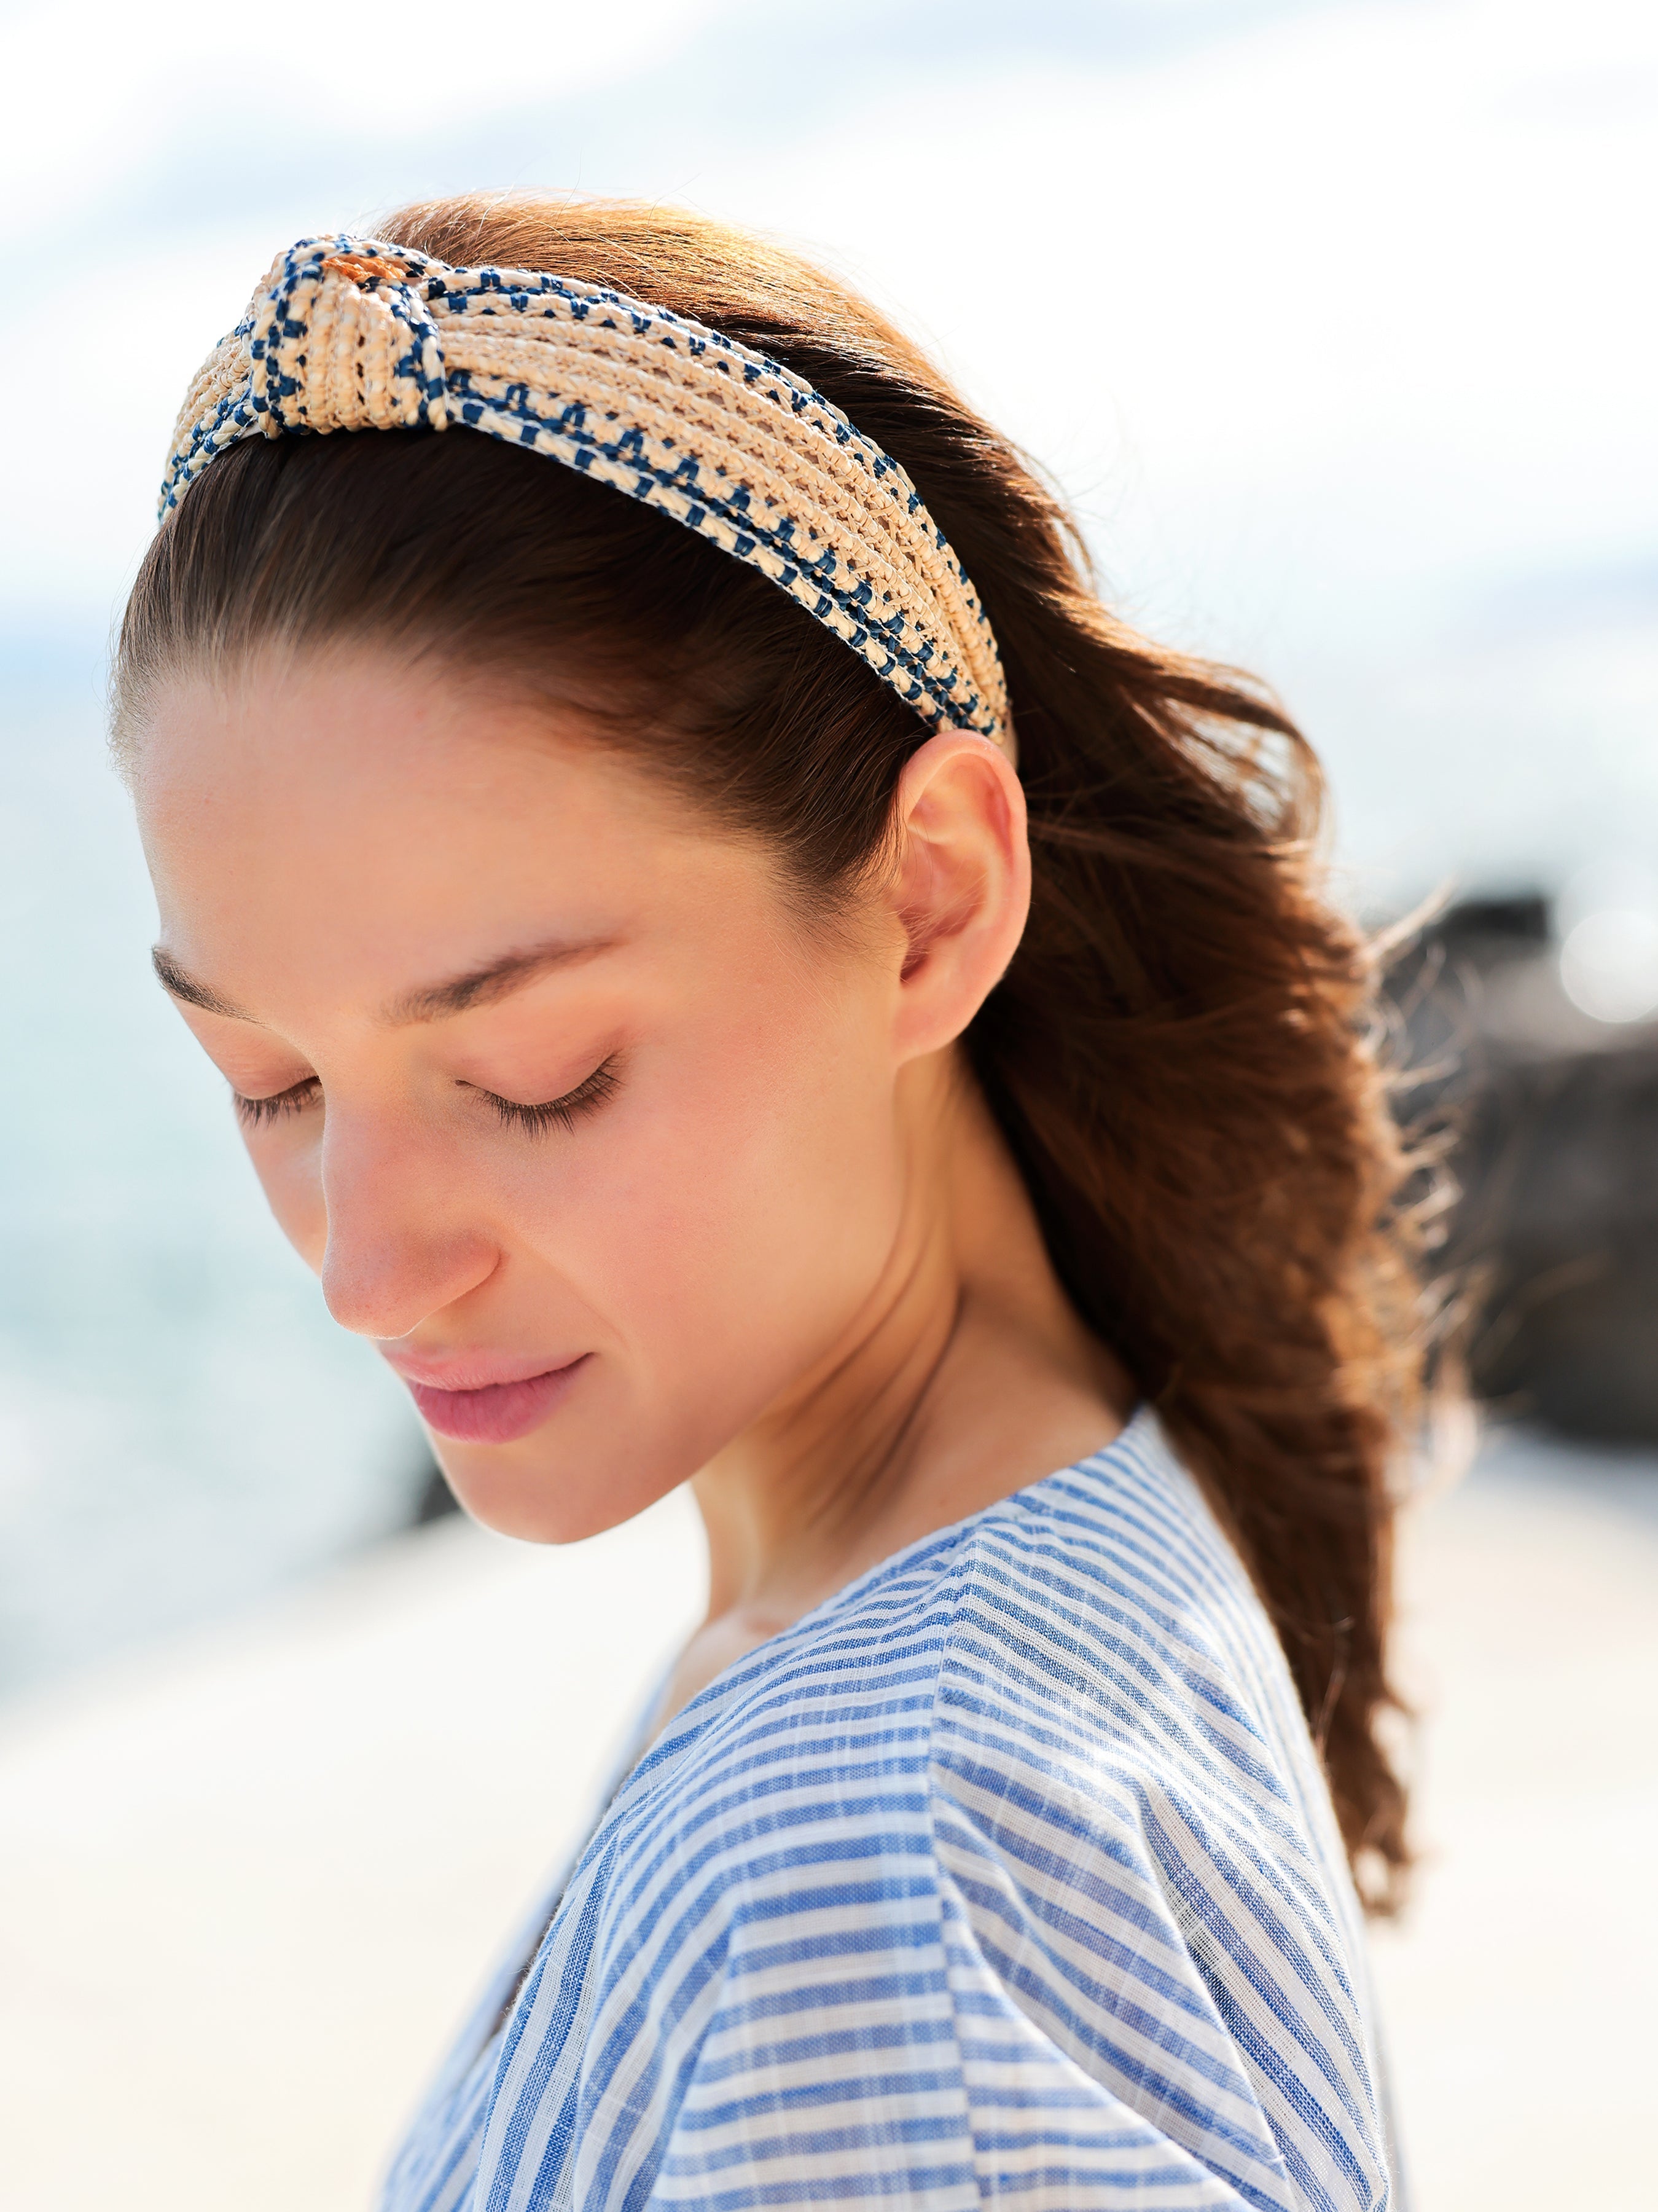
[317,1108,499,1341]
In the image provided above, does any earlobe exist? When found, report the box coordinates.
[888,732,1030,1058]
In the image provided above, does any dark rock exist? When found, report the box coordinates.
[1390,894,1658,1445]
[1455,1044,1658,1439]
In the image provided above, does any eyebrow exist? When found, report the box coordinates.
[151,934,619,1029]
[152,947,249,1020]
[382,935,619,1024]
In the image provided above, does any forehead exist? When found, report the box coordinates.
[131,646,771,1011]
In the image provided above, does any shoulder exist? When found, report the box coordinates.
[676,1408,1324,1849]
[604,1408,1357,1947]
[927,1412,1350,1878]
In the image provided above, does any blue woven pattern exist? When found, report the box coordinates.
[381,1413,1394,2211]
[160,238,1011,747]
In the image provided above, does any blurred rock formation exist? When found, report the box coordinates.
[1391,894,1658,1443]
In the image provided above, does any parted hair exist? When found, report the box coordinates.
[117,192,1425,1909]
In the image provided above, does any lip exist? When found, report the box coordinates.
[397,1356,590,1445]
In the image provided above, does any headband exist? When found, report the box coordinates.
[162,236,1012,753]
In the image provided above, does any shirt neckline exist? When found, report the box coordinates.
[620,1402,1160,1798]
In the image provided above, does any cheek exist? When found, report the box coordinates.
[522,997,902,1410]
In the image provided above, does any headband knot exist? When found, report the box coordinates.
[162,234,1013,753]
[250,241,450,437]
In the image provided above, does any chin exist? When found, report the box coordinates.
[432,1433,674,1546]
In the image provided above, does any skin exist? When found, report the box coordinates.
[131,646,1131,1724]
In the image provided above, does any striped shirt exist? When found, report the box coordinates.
[383,1410,1397,2210]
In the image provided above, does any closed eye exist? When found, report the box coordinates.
[232,1057,622,1137]
[472,1054,622,1137]
[234,1076,321,1127]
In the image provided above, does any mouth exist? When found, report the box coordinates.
[399,1357,590,1445]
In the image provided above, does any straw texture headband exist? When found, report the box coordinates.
[162,237,1012,751]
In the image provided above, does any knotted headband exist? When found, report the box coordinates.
[162,236,1012,752]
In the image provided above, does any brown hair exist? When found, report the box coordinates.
[117,192,1424,1908]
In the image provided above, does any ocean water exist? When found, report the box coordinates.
[1,642,424,1696]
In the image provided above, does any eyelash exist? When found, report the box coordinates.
[232,1059,622,1137]
[234,1078,319,1128]
[475,1056,621,1137]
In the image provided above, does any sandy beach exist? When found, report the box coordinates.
[1,1430,1652,2211]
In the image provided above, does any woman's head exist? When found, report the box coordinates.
[115,192,1423,1904]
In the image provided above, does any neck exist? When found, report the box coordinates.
[686,1051,1132,1665]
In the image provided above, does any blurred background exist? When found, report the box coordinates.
[1,1,1654,2205]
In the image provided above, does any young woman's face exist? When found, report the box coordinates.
[131,649,929,1541]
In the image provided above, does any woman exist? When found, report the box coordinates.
[116,195,1420,2208]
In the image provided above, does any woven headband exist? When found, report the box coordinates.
[162,236,1012,753]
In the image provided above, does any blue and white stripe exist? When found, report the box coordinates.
[383,1410,1395,2210]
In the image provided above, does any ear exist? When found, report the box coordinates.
[883,731,1030,1062]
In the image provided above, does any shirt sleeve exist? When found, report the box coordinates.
[635,1759,1385,2210]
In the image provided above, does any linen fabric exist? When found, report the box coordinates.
[383,1410,1397,2211]
[160,237,1011,751]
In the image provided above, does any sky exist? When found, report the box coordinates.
[5,0,1656,904]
